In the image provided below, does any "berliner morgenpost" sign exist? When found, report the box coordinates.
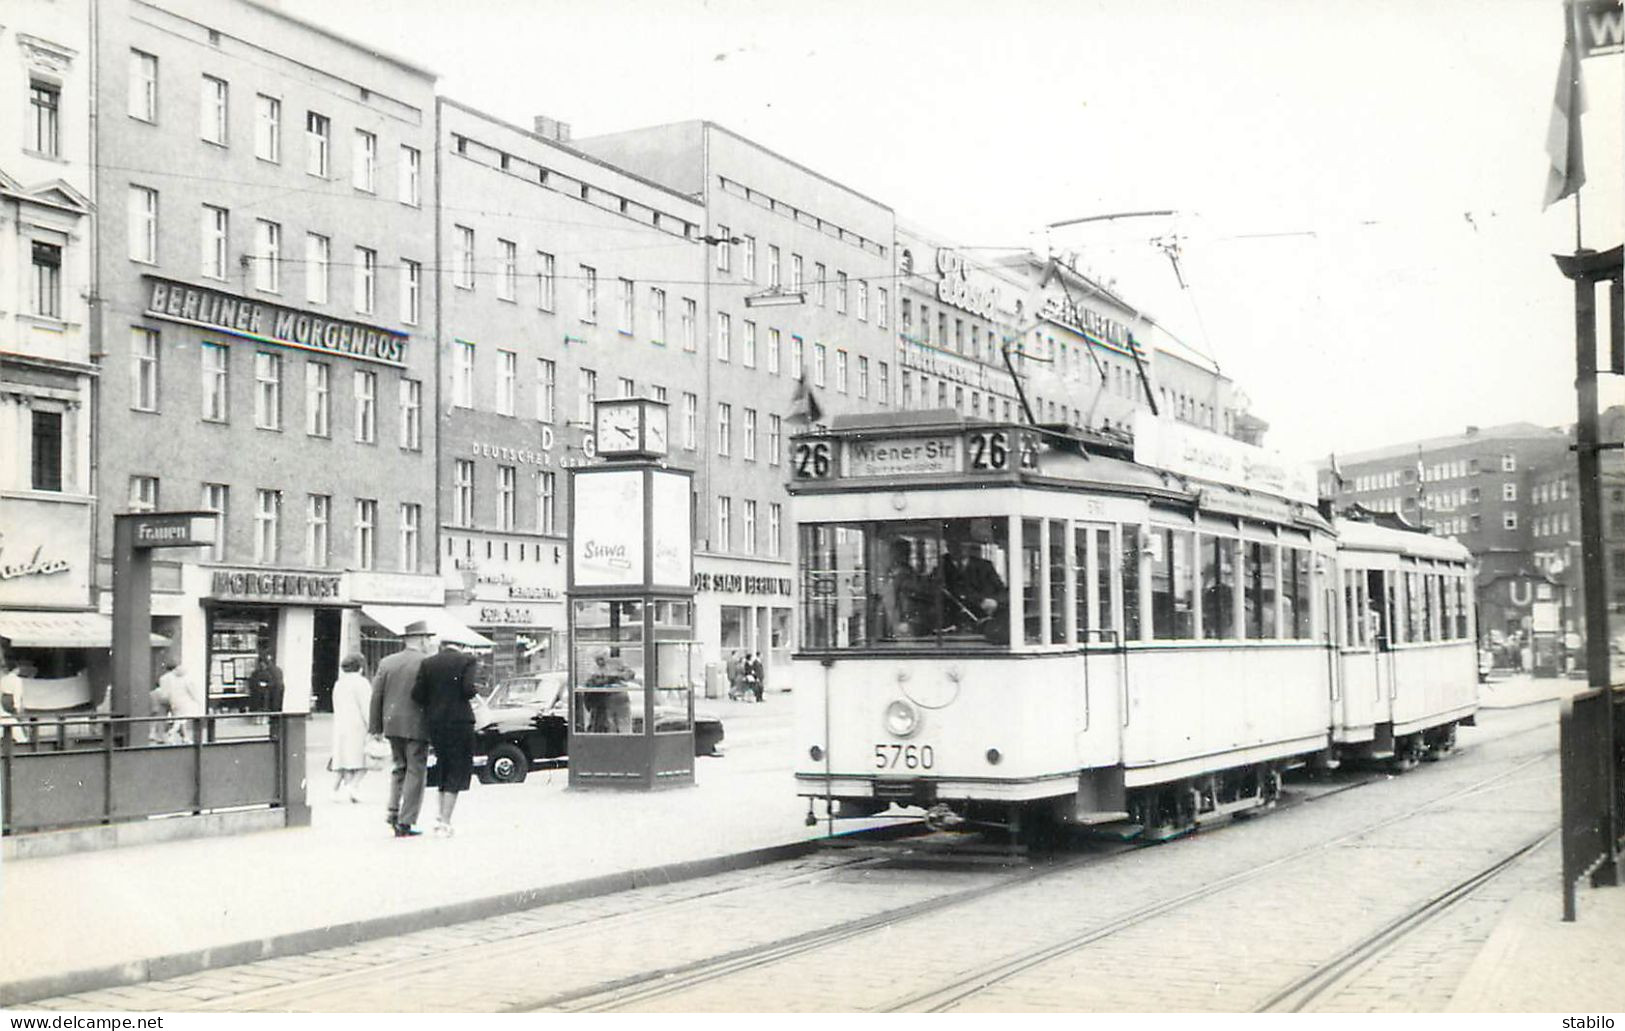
[143,276,408,367]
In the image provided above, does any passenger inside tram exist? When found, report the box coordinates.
[873,521,1009,644]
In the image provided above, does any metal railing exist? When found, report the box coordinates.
[1,712,308,837]
[1559,686,1624,920]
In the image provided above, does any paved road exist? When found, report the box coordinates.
[34,703,1560,1013]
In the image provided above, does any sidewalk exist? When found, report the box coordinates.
[0,696,840,1006]
[1476,672,1596,710]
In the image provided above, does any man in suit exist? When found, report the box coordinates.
[369,622,434,837]
[411,636,482,837]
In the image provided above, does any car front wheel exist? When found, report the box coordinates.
[487,743,529,784]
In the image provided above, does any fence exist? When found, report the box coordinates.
[1559,686,1625,920]
[1,712,308,837]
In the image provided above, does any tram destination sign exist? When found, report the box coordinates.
[792,429,1039,481]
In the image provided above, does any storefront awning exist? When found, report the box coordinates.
[0,610,169,649]
[359,605,494,648]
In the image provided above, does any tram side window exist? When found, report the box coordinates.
[1440,574,1455,641]
[1344,569,1369,648]
[1122,525,1143,641]
[1282,548,1312,640]
[1022,519,1042,644]
[1243,541,1278,639]
[1150,527,1195,640]
[1048,519,1068,644]
[1200,534,1237,639]
[1456,576,1471,639]
[800,524,871,649]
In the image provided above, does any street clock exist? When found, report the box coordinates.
[593,397,669,459]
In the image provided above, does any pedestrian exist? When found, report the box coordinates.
[245,651,284,722]
[726,649,743,701]
[370,622,434,837]
[747,652,765,703]
[148,664,176,745]
[411,635,482,838]
[0,658,24,744]
[330,654,372,802]
[151,660,204,744]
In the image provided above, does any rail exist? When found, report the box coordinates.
[1559,685,1624,920]
[1,712,309,837]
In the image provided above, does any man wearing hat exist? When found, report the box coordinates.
[369,621,434,837]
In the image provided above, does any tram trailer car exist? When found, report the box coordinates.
[787,412,1478,839]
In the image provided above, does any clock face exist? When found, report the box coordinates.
[595,402,641,454]
[645,404,669,455]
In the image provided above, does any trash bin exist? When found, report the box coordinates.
[704,662,723,700]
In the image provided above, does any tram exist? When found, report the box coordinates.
[787,410,1477,839]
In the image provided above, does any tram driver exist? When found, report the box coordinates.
[941,538,1008,643]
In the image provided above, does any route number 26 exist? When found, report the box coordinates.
[792,440,834,479]
[967,431,1011,471]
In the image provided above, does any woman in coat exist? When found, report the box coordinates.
[330,654,373,802]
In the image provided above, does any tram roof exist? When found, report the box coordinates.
[1333,517,1473,562]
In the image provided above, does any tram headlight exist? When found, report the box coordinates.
[809,745,824,762]
[884,699,921,738]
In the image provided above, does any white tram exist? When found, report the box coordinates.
[788,411,1477,837]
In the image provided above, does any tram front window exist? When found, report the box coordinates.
[800,518,1011,649]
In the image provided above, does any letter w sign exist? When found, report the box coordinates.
[1580,0,1624,57]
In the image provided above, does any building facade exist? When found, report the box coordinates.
[574,121,898,686]
[91,0,443,712]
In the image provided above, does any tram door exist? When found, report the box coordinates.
[1367,569,1397,723]
[1075,523,1124,746]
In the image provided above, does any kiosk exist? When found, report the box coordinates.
[567,398,697,790]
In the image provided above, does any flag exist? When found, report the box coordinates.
[1329,453,1345,491]
[789,375,823,425]
[1543,1,1587,209]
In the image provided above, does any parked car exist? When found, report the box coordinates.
[472,672,724,784]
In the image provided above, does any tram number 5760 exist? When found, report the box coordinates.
[967,430,1039,473]
[874,743,934,770]
[792,440,835,479]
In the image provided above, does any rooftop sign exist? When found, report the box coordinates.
[1132,411,1317,505]
[143,276,408,367]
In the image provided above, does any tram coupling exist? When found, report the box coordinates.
[924,802,968,831]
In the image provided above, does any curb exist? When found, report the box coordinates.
[1446,892,1537,1011]
[0,837,816,1007]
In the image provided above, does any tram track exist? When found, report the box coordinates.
[506,747,1554,1013]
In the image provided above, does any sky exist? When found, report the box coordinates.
[286,0,1623,464]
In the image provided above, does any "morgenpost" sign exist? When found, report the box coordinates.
[143,276,409,367]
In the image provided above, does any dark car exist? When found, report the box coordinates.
[472,672,724,783]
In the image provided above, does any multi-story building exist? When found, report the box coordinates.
[574,122,897,684]
[91,0,444,712]
[435,100,705,684]
[0,1,101,686]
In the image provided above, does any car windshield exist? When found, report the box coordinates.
[495,674,565,708]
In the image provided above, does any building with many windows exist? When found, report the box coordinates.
[575,122,897,684]
[90,0,445,712]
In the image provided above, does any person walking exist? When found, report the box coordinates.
[153,660,204,743]
[747,652,765,703]
[329,654,372,802]
[411,636,481,838]
[369,622,434,837]
[726,649,744,701]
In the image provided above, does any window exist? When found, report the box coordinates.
[201,342,229,421]
[791,254,804,291]
[354,247,376,314]
[682,298,697,352]
[353,130,376,191]
[29,410,62,491]
[814,343,827,387]
[454,341,474,409]
[498,240,518,301]
[1504,511,1519,530]
[129,475,159,513]
[537,252,556,310]
[1150,527,1196,640]
[768,414,782,466]
[1502,483,1517,502]
[400,378,421,450]
[200,75,227,145]
[305,233,330,303]
[618,278,634,333]
[578,368,598,423]
[836,271,849,313]
[453,460,475,525]
[305,111,330,177]
[1199,535,1237,639]
[253,220,281,292]
[255,94,280,161]
[618,376,635,398]
[715,226,731,271]
[879,362,890,404]
[683,392,698,449]
[717,312,731,362]
[743,321,757,368]
[355,499,377,570]
[768,329,781,375]
[131,328,159,411]
[768,245,781,288]
[399,503,421,573]
[537,358,556,422]
[497,350,517,415]
[401,259,421,324]
[792,336,805,379]
[128,186,158,262]
[254,352,282,430]
[1242,541,1278,639]
[651,384,667,402]
[878,287,889,329]
[306,494,330,567]
[858,356,870,399]
[497,466,516,531]
[856,280,869,322]
[836,349,849,393]
[742,235,756,280]
[201,205,228,280]
[717,496,732,552]
[254,489,280,563]
[579,265,597,322]
[30,242,62,319]
[305,362,330,436]
[650,287,666,344]
[743,500,758,554]
[1501,453,1516,472]
[29,81,60,157]
[129,51,158,122]
[454,226,475,290]
[353,369,376,443]
[902,298,913,332]
[202,484,228,560]
[538,472,557,535]
[744,408,758,461]
[769,503,783,557]
[399,145,421,205]
[815,262,827,305]
[717,403,732,456]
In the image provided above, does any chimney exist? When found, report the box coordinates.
[533,116,572,143]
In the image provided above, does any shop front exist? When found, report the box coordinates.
[692,555,795,697]
[190,565,349,714]
[439,539,568,692]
